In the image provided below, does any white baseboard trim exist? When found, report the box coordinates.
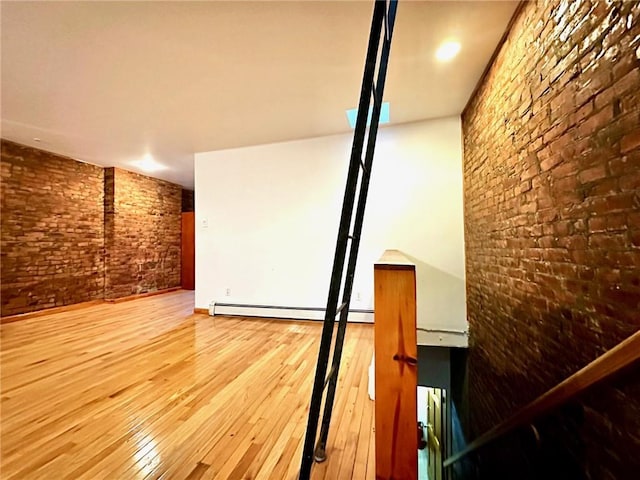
[209,302,374,323]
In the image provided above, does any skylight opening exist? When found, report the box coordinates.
[346,102,390,129]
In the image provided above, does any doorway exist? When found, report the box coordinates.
[181,212,195,290]
[419,386,449,480]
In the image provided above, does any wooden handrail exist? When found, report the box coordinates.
[443,329,640,468]
[374,249,418,480]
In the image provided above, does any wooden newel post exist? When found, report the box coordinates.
[374,250,418,480]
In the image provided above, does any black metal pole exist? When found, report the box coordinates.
[313,0,398,456]
[298,3,387,479]
[298,1,397,478]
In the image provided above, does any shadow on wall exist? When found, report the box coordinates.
[462,302,640,480]
[405,253,466,332]
[450,400,471,479]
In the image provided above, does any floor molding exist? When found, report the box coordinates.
[104,287,182,304]
[1,299,104,324]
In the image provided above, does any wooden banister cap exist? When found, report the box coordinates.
[375,249,415,270]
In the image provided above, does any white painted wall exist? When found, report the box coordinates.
[195,117,467,344]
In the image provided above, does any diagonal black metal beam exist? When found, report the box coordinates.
[298,1,397,478]
[312,0,398,464]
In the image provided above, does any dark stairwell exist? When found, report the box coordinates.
[447,0,640,478]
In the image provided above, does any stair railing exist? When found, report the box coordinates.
[443,329,640,469]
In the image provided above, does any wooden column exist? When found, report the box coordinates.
[374,249,418,480]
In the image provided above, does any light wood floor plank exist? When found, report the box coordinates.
[0,290,375,479]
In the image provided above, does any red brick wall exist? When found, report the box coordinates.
[1,141,105,316]
[104,168,181,299]
[463,0,639,477]
[1,142,183,315]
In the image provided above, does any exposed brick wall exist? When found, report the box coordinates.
[1,140,104,316]
[104,168,181,299]
[463,0,640,478]
[1,142,183,314]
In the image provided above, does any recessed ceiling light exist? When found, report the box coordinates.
[33,138,41,142]
[436,41,461,62]
[346,102,390,129]
[131,153,168,173]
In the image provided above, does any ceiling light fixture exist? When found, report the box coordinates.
[131,153,168,173]
[436,40,461,62]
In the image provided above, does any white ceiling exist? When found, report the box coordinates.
[1,1,518,189]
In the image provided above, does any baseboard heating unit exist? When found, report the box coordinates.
[210,302,374,323]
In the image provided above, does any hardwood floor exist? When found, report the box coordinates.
[0,290,375,479]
